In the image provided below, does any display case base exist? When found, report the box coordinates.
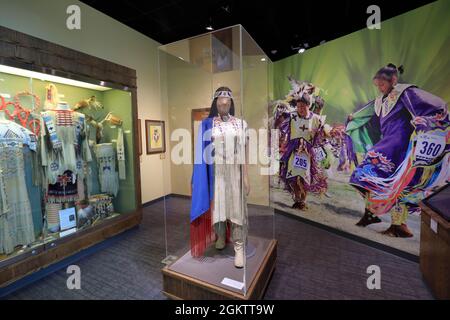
[419,201,450,300]
[162,239,277,300]
[0,209,142,289]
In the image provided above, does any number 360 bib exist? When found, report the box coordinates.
[413,132,446,166]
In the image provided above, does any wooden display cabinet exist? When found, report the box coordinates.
[419,185,450,300]
[0,26,142,290]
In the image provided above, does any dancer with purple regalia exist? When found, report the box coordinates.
[279,94,331,210]
[347,64,449,237]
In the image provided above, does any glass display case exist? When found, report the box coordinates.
[0,25,141,288]
[159,25,276,299]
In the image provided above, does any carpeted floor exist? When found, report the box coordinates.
[3,197,433,300]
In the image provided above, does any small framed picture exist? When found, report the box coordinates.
[145,120,166,154]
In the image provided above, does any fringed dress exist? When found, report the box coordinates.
[349,84,449,215]
[211,116,248,227]
[40,108,92,203]
[280,111,329,194]
[0,120,37,254]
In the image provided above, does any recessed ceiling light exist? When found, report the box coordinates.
[206,25,214,31]
[261,58,266,61]
[178,56,184,60]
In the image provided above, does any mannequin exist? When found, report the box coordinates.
[40,102,92,205]
[74,99,126,197]
[93,112,125,196]
[0,111,37,253]
[190,87,250,268]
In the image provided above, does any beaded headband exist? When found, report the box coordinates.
[213,90,233,99]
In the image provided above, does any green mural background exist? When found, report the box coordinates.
[273,0,450,124]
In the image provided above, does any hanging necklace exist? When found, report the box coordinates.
[220,113,230,122]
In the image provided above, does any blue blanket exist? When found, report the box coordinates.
[190,117,214,222]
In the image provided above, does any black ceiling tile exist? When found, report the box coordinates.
[127,1,177,13]
[80,0,436,60]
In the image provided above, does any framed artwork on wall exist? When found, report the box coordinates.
[145,120,166,154]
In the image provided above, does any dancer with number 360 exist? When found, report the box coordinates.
[346,64,449,237]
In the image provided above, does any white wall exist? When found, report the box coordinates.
[0,0,171,203]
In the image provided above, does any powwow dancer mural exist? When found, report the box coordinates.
[271,77,344,210]
[346,64,449,237]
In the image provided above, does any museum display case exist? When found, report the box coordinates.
[419,184,450,300]
[158,25,277,300]
[0,25,142,289]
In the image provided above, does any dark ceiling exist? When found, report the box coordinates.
[81,0,435,61]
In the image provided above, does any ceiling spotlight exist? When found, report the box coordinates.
[261,58,266,61]
[178,56,184,60]
[206,16,214,31]
[298,48,306,54]
[222,5,231,13]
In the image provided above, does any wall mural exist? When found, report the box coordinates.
[270,0,450,255]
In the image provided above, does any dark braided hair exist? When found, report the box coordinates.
[208,86,235,118]
[373,63,404,81]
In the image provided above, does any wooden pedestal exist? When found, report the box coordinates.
[162,239,277,300]
[419,202,450,300]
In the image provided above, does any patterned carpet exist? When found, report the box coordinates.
[3,197,433,300]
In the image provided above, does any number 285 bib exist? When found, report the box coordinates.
[293,153,310,171]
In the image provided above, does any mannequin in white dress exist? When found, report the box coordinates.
[209,87,250,268]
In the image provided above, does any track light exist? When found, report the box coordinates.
[206,16,214,31]
[221,5,231,13]
[291,44,307,53]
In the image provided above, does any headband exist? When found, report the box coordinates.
[214,90,233,99]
